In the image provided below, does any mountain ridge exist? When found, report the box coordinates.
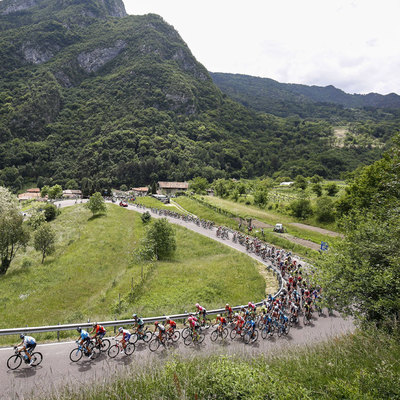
[210,72,400,119]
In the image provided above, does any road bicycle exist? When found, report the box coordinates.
[277,321,290,337]
[210,326,228,342]
[261,322,274,339]
[243,328,259,344]
[183,329,205,346]
[70,340,99,362]
[149,333,168,352]
[7,347,43,370]
[93,336,111,352]
[108,339,135,358]
[303,310,312,326]
[130,328,152,344]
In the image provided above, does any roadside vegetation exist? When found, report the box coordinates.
[47,329,400,400]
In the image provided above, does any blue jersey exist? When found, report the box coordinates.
[24,336,36,346]
[80,330,89,340]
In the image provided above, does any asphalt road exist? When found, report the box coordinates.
[0,200,355,399]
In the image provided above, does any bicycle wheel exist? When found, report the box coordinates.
[303,315,309,326]
[171,330,180,342]
[7,355,22,370]
[197,333,205,344]
[210,330,218,342]
[251,330,259,342]
[100,339,111,352]
[30,352,43,367]
[149,338,160,352]
[124,343,135,355]
[129,333,138,344]
[143,331,152,343]
[243,333,251,344]
[69,348,83,362]
[108,345,119,358]
[182,327,191,339]
[184,334,193,346]
[278,325,283,337]
[222,328,228,339]
[284,324,290,336]
[230,328,238,340]
[261,328,268,340]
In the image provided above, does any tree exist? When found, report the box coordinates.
[28,209,46,230]
[315,197,335,223]
[48,184,63,199]
[253,188,268,207]
[294,175,308,190]
[34,223,56,263]
[316,211,400,327]
[311,183,323,197]
[40,185,50,198]
[310,174,323,184]
[86,192,107,216]
[325,182,339,197]
[0,187,30,275]
[188,177,208,194]
[43,203,57,222]
[66,179,79,190]
[146,218,176,260]
[289,198,313,219]
[120,184,128,192]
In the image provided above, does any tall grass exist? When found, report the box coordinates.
[46,329,400,399]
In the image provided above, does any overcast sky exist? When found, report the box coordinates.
[123,0,400,95]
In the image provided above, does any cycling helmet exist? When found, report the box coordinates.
[118,327,123,332]
[92,322,97,327]
[234,313,239,317]
[132,313,137,319]
[217,314,221,318]
[195,303,199,307]
[20,334,24,339]
[77,327,82,333]
[165,316,170,321]
[248,302,252,306]
[225,303,229,307]
[155,321,159,326]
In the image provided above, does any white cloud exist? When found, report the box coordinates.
[127,0,400,94]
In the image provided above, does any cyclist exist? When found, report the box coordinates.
[132,314,145,336]
[90,322,106,347]
[187,314,199,335]
[195,303,207,319]
[215,314,227,333]
[76,327,93,358]
[16,334,36,365]
[244,318,256,339]
[165,316,176,333]
[153,321,166,343]
[225,304,233,320]
[234,312,245,332]
[114,327,131,350]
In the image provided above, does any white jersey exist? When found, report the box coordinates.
[24,336,36,346]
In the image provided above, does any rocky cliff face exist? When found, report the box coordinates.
[0,0,127,18]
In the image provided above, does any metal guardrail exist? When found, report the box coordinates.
[0,202,285,338]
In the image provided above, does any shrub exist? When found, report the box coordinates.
[290,198,313,219]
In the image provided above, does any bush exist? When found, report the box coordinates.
[290,198,313,219]
[146,218,176,260]
[315,197,336,223]
[44,203,58,222]
[141,211,151,224]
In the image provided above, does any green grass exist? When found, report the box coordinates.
[174,196,320,260]
[46,329,400,399]
[197,195,337,244]
[132,196,182,211]
[0,203,272,344]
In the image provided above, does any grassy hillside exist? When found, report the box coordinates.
[0,204,270,340]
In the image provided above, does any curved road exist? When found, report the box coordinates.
[0,200,354,399]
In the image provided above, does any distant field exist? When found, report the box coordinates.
[0,204,270,343]
[192,195,338,245]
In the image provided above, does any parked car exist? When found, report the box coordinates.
[119,201,128,207]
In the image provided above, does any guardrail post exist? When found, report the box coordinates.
[57,323,60,341]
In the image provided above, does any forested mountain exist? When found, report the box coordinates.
[210,72,400,120]
[0,0,393,192]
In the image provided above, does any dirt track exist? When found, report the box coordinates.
[0,201,354,399]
